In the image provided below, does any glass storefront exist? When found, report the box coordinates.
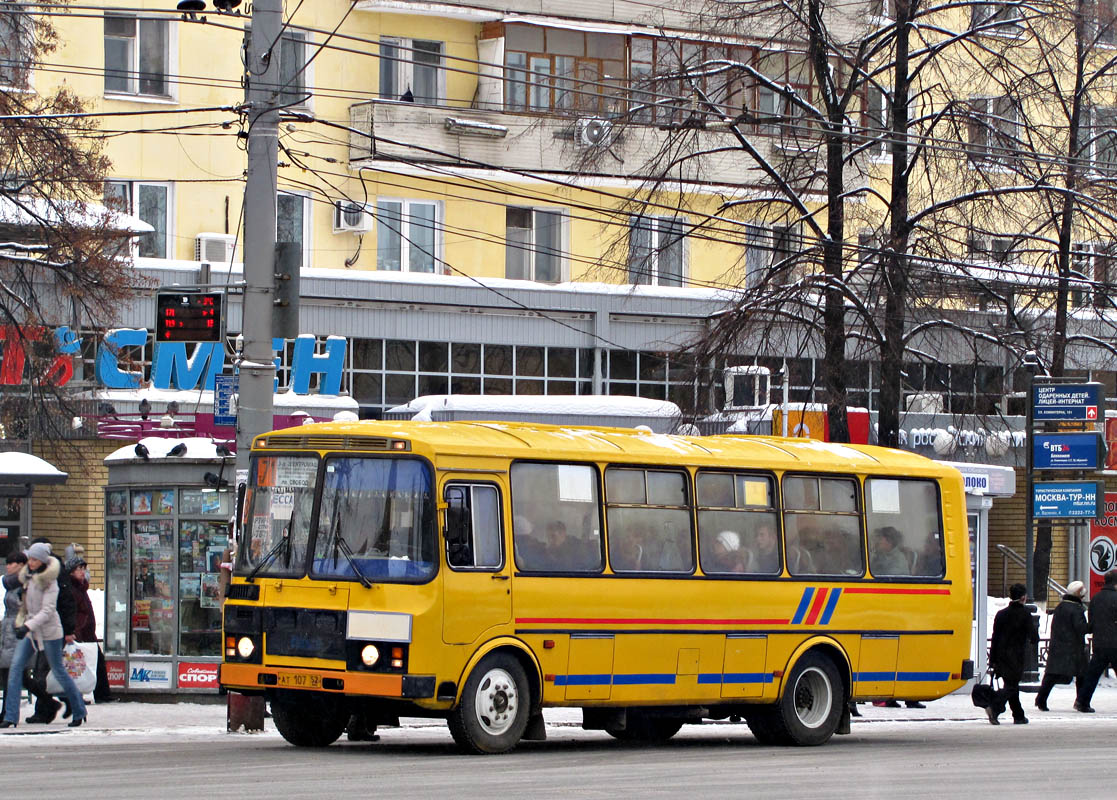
[104,484,231,685]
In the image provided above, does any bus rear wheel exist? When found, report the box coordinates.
[770,652,844,746]
[449,653,530,754]
[271,691,347,748]
[604,712,683,743]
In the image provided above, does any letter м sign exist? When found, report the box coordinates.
[1032,383,1103,422]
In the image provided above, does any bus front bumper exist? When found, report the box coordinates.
[220,663,436,699]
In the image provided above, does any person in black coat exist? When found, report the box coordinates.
[1076,569,1117,712]
[1035,581,1088,711]
[988,582,1038,725]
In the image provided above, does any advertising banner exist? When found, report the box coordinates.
[106,660,127,689]
[127,660,173,690]
[1090,493,1117,597]
[177,662,220,690]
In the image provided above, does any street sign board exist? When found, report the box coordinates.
[213,374,238,427]
[1033,432,1107,471]
[1033,480,1105,519]
[1032,383,1103,421]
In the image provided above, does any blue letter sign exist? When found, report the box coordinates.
[1032,383,1103,421]
[1033,433,1106,471]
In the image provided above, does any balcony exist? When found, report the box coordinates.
[349,100,802,188]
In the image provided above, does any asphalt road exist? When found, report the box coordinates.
[1,714,1109,798]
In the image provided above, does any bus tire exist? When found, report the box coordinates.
[271,691,346,748]
[770,652,843,746]
[744,709,783,745]
[604,712,683,743]
[449,653,530,754]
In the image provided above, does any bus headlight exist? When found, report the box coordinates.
[237,637,256,659]
[360,644,380,667]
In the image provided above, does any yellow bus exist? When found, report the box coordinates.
[220,420,973,753]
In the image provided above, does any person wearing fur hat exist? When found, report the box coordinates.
[987,583,1038,725]
[0,542,87,729]
[1035,581,1089,711]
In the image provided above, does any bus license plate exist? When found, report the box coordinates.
[277,673,321,689]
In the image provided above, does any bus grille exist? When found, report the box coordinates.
[263,434,390,450]
[263,607,347,661]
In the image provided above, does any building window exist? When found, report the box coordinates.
[376,199,439,273]
[379,37,443,104]
[970,1,1023,33]
[628,215,685,286]
[278,30,308,107]
[104,180,171,258]
[1090,0,1117,43]
[505,25,625,116]
[1072,242,1117,309]
[864,85,890,156]
[869,0,893,18]
[277,191,308,267]
[967,96,1018,165]
[505,207,563,282]
[745,223,798,287]
[104,14,169,97]
[0,3,32,89]
[967,233,1017,265]
[1093,107,1117,173]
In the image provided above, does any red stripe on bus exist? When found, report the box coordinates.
[804,588,829,625]
[842,588,951,595]
[515,617,790,625]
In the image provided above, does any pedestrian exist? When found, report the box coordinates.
[24,536,75,724]
[1075,569,1117,713]
[66,552,114,705]
[987,583,1037,725]
[1035,580,1088,711]
[1,550,27,720]
[0,541,87,728]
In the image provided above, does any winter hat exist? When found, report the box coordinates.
[26,541,52,563]
[1067,581,1086,598]
[65,555,86,573]
[716,531,740,551]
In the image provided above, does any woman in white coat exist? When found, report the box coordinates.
[0,542,87,728]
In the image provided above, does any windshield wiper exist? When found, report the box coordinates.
[246,528,290,583]
[333,533,372,589]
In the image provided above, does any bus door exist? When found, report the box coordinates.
[856,633,899,698]
[441,482,512,645]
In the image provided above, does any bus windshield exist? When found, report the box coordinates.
[312,456,435,583]
[237,455,319,578]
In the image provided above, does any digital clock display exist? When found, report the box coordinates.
[156,292,224,343]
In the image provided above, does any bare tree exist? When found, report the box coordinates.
[0,2,140,442]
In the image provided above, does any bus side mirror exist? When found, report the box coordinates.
[445,487,471,566]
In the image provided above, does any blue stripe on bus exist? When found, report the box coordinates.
[819,587,843,624]
[554,674,612,686]
[854,671,896,681]
[697,673,775,684]
[791,587,815,625]
[612,674,677,685]
[897,671,950,681]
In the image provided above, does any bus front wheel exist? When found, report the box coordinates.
[771,652,844,746]
[449,653,530,754]
[271,691,347,748]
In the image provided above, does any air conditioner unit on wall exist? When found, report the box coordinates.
[195,233,236,264]
[575,117,614,148]
[333,200,373,234]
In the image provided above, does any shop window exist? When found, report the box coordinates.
[131,517,174,655]
[178,518,231,656]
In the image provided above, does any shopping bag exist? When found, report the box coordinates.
[970,670,997,709]
[46,642,97,695]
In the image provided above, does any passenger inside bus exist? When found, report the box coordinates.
[540,520,599,572]
[706,530,746,574]
[745,523,780,574]
[870,526,911,576]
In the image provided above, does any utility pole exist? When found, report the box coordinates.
[236,0,281,474]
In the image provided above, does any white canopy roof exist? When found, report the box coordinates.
[0,451,68,484]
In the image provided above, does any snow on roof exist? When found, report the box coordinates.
[105,437,233,463]
[0,196,153,233]
[0,451,68,484]
[84,388,359,411]
[390,394,682,419]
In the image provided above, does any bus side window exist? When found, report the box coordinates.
[444,484,503,570]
